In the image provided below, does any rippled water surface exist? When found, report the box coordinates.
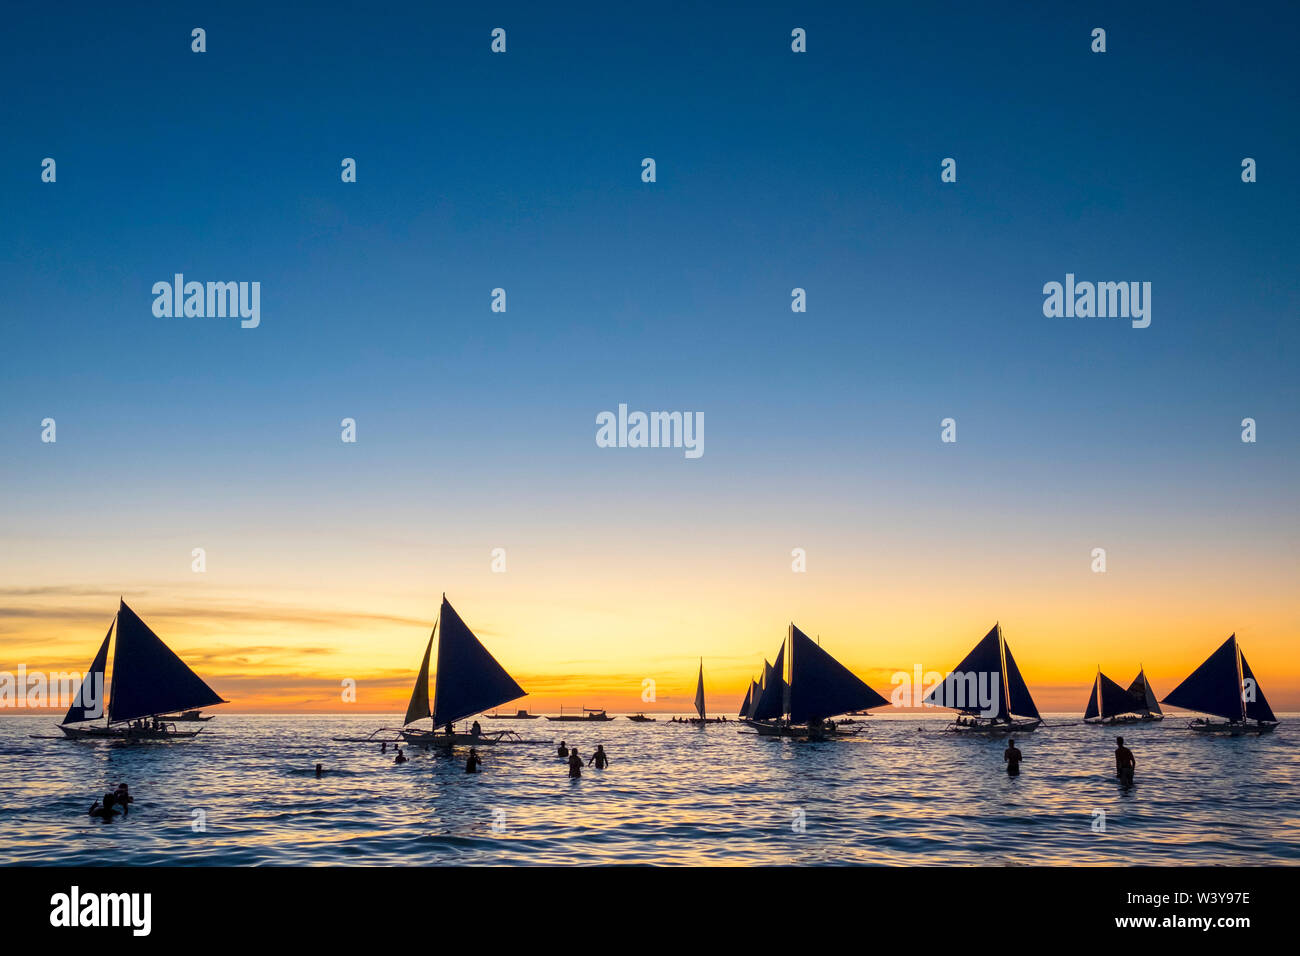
[2,714,1297,865]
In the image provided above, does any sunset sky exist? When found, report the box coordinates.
[1,3,1296,715]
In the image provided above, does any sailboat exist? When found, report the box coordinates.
[1162,634,1278,734]
[57,600,227,740]
[339,595,532,747]
[1083,667,1161,724]
[923,623,1042,733]
[681,658,725,724]
[743,624,888,739]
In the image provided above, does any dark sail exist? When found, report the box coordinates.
[738,683,752,717]
[923,625,1004,715]
[747,675,764,718]
[1084,671,1135,719]
[1083,673,1101,720]
[402,626,435,726]
[1126,670,1162,715]
[107,601,226,724]
[62,620,113,725]
[1240,651,1276,723]
[786,625,887,723]
[1162,635,1243,722]
[1002,639,1040,719]
[752,647,787,720]
[431,597,525,726]
[694,659,706,719]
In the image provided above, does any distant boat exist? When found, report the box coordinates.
[626,713,656,722]
[923,623,1042,734]
[486,709,540,720]
[163,709,216,723]
[546,707,614,722]
[1083,667,1163,724]
[1162,634,1278,735]
[682,658,725,724]
[743,624,888,739]
[58,600,227,740]
[386,595,531,747]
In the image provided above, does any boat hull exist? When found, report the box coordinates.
[947,718,1042,735]
[1084,714,1163,726]
[400,730,532,747]
[544,716,614,722]
[743,719,861,740]
[59,724,202,740]
[1187,719,1278,735]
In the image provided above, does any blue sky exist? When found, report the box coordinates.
[1,2,1296,705]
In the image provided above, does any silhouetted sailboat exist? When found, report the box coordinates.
[683,658,725,723]
[924,623,1042,733]
[744,624,888,739]
[1083,667,1161,724]
[385,596,531,746]
[1125,668,1163,721]
[58,600,226,740]
[1162,634,1278,735]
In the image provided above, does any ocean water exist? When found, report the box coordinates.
[1,713,1297,866]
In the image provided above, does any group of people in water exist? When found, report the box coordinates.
[87,783,133,821]
[556,741,608,777]
[1002,736,1137,783]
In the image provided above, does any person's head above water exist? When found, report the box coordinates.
[1116,736,1125,745]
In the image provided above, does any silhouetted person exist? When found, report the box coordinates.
[445,723,455,737]
[588,745,609,769]
[114,784,132,814]
[557,741,569,757]
[1004,739,1022,776]
[466,748,481,773]
[89,792,118,820]
[470,720,482,737]
[315,763,323,778]
[1115,736,1135,784]
[568,750,583,778]
[381,741,387,753]
[394,747,407,764]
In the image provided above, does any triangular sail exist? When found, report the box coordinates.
[694,659,706,719]
[923,624,1004,716]
[752,646,787,720]
[402,626,435,726]
[1162,635,1244,722]
[1083,672,1101,720]
[107,601,226,724]
[786,625,888,723]
[1001,638,1040,720]
[1086,671,1136,719]
[746,675,763,718]
[738,683,752,717]
[62,619,113,725]
[1126,669,1162,715]
[924,624,1037,721]
[431,597,526,727]
[1240,651,1276,724]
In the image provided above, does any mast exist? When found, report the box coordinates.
[1233,634,1246,724]
[997,623,1011,722]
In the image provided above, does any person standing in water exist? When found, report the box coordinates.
[1115,736,1135,784]
[394,747,407,764]
[588,745,609,769]
[567,750,583,778]
[1003,738,1022,776]
[315,763,324,778]
[466,748,482,773]
[557,740,569,757]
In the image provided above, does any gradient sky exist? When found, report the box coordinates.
[2,2,1297,715]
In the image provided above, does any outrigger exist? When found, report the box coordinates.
[924,623,1043,734]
